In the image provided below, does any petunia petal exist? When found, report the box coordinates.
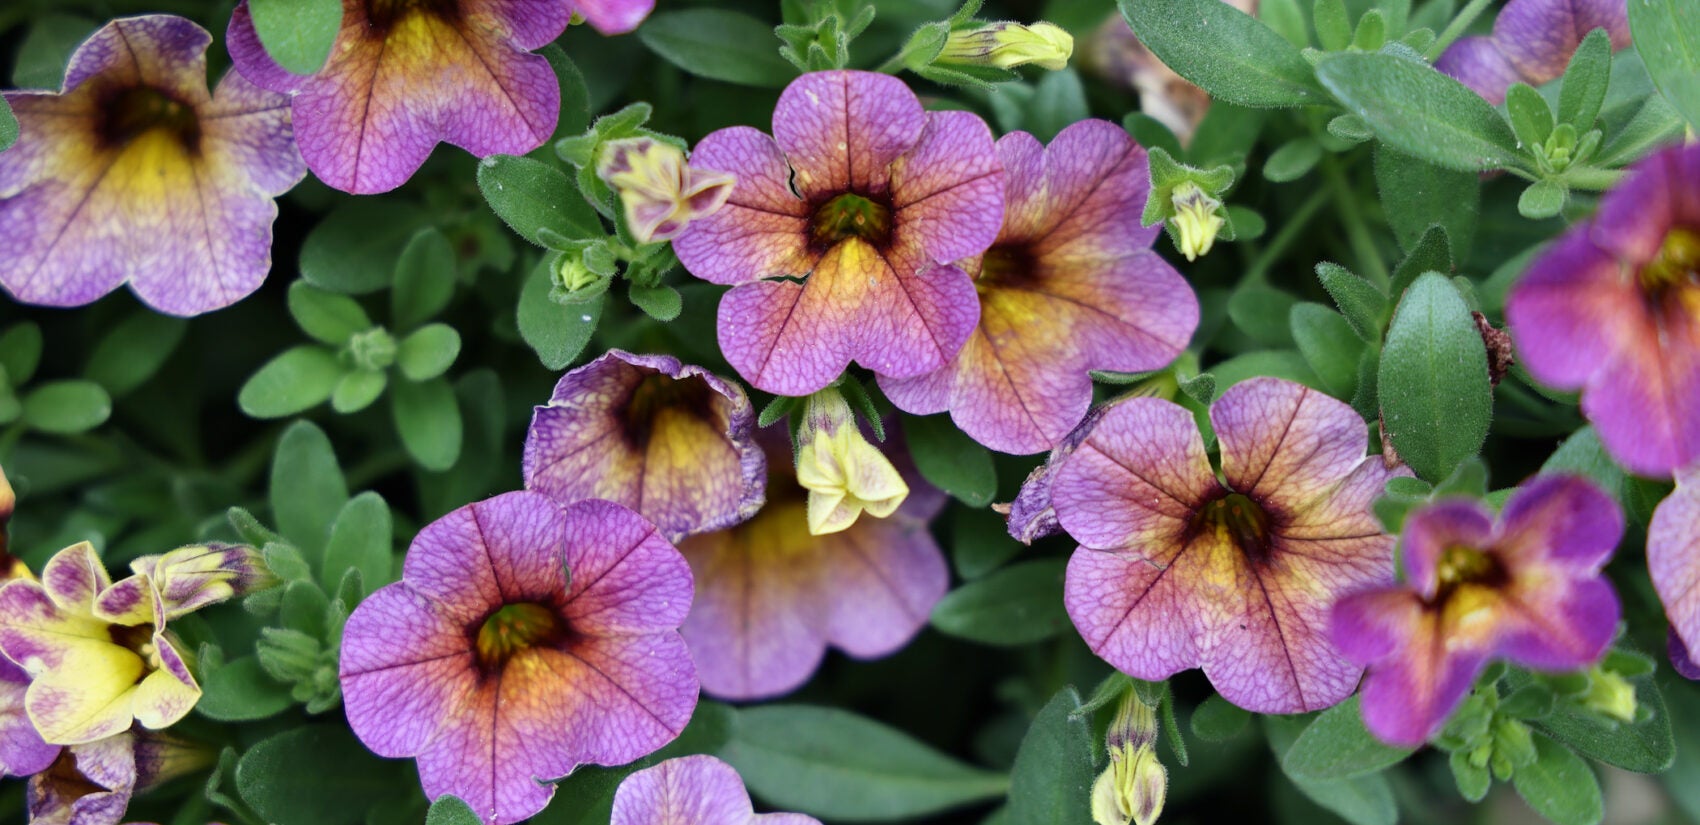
[559,499,694,634]
[1332,589,1490,747]
[673,127,813,287]
[771,71,923,202]
[1496,475,1624,570]
[1650,474,1700,661]
[340,584,478,758]
[1213,377,1373,514]
[888,110,1004,265]
[1434,36,1522,104]
[611,755,756,825]
[1050,397,1215,550]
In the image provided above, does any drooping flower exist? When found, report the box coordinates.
[1436,0,1630,104]
[1650,468,1700,675]
[1331,476,1622,747]
[597,137,734,244]
[611,755,821,825]
[678,426,947,700]
[937,22,1075,71]
[793,387,907,535]
[227,0,571,194]
[128,544,274,620]
[567,0,655,35]
[673,70,1005,396]
[1505,143,1700,477]
[29,729,211,825]
[1044,377,1403,713]
[881,120,1197,454]
[0,543,198,745]
[523,350,765,542]
[0,15,305,315]
[340,492,698,825]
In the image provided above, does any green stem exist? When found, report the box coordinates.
[1246,188,1330,283]
[1563,166,1625,191]
[874,50,910,74]
[1321,159,1390,286]
[1425,0,1497,61]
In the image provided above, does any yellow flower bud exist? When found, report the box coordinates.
[1093,743,1168,825]
[1582,665,1638,723]
[794,389,908,536]
[596,137,734,244]
[1170,182,1224,262]
[939,22,1075,72]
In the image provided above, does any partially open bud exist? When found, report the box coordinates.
[793,388,908,536]
[938,21,1074,71]
[596,137,735,244]
[1094,691,1168,825]
[130,543,278,620]
[1169,182,1224,262]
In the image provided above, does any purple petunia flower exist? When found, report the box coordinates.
[1435,0,1629,104]
[1650,468,1700,676]
[673,70,1005,396]
[1039,377,1404,713]
[227,0,572,194]
[1332,476,1623,746]
[881,119,1198,455]
[678,427,947,700]
[567,0,655,35]
[523,350,765,542]
[0,15,305,315]
[339,492,698,825]
[1505,143,1700,477]
[28,729,210,825]
[611,755,820,825]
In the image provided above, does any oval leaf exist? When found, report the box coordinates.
[903,414,996,507]
[1118,0,1329,107]
[1377,274,1492,482]
[1630,0,1700,130]
[1317,52,1524,171]
[931,560,1069,647]
[477,155,603,247]
[1283,696,1415,780]
[638,9,796,88]
[1007,688,1094,825]
[248,0,341,75]
[21,380,111,434]
[239,346,344,419]
[391,377,463,471]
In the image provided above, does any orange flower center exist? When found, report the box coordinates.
[98,86,199,153]
[1195,492,1271,562]
[1642,228,1700,296]
[811,193,892,250]
[475,602,564,669]
[1435,544,1504,598]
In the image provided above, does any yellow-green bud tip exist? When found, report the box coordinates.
[794,389,908,535]
[1170,182,1224,262]
[1583,666,1638,724]
[940,21,1074,72]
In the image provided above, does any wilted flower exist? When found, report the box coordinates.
[227,0,571,193]
[567,0,655,34]
[679,427,947,700]
[1042,377,1403,713]
[523,350,765,542]
[881,120,1197,454]
[0,543,198,745]
[340,492,698,825]
[0,563,56,778]
[1332,476,1622,746]
[29,729,210,825]
[937,22,1075,71]
[1506,143,1700,477]
[597,137,734,244]
[128,544,273,620]
[0,15,305,315]
[611,755,821,825]
[673,70,1004,396]
[1436,0,1630,104]
[793,388,907,534]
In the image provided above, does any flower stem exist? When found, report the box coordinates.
[1425,0,1497,61]
[1321,159,1391,286]
[1246,188,1330,283]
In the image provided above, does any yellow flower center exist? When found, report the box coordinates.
[98,86,199,154]
[1435,544,1503,593]
[1195,492,1271,561]
[622,373,716,449]
[811,193,892,250]
[1642,228,1700,295]
[366,0,459,31]
[475,603,564,669]
[977,243,1036,291]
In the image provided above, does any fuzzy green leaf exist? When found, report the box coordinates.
[1378,274,1492,481]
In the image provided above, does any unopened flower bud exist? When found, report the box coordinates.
[793,388,907,536]
[1169,182,1224,261]
[552,254,612,306]
[0,463,13,560]
[1581,665,1638,723]
[1094,690,1167,825]
[347,327,396,372]
[131,543,278,620]
[939,22,1075,71]
[596,137,735,244]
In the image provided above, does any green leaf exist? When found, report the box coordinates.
[477,155,603,247]
[392,377,463,471]
[248,0,341,75]
[1557,29,1612,129]
[539,45,591,146]
[1378,274,1492,482]
[1007,688,1094,825]
[1630,0,1700,130]
[1595,91,1687,167]
[239,346,343,419]
[1191,694,1252,741]
[289,281,372,346]
[518,259,603,369]
[1290,303,1362,398]
[392,228,458,330]
[1318,52,1523,171]
[1374,146,1479,257]
[396,324,461,382]
[0,322,43,386]
[0,98,17,152]
[1313,0,1351,50]
[1283,696,1415,780]
[930,560,1069,647]
[1028,69,1090,143]
[722,705,1009,821]
[1450,748,1492,802]
[1513,734,1604,825]
[236,726,413,825]
[22,380,111,434]
[638,9,796,87]
[1228,284,1298,347]
[951,507,1022,580]
[425,797,480,825]
[1388,224,1453,302]
[195,655,295,722]
[1264,137,1323,182]
[1261,0,1309,46]
[269,421,349,563]
[1118,0,1329,107]
[12,16,96,89]
[1519,179,1568,220]
[629,283,683,322]
[330,370,387,414]
[300,199,429,295]
[903,414,997,507]
[1264,716,1398,825]
[84,313,187,398]
[1534,675,1675,773]
[322,492,392,597]
[1506,83,1555,148]
[1315,262,1388,341]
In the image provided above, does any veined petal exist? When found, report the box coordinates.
[1332,589,1491,747]
[569,0,656,35]
[559,499,695,635]
[1051,397,1215,550]
[340,585,478,758]
[0,663,58,776]
[27,734,138,825]
[772,71,923,202]
[1650,474,1700,663]
[1212,378,1372,514]
[1434,36,1522,104]
[674,127,813,287]
[1493,0,1630,85]
[715,248,864,396]
[612,754,824,825]
[888,110,1004,264]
